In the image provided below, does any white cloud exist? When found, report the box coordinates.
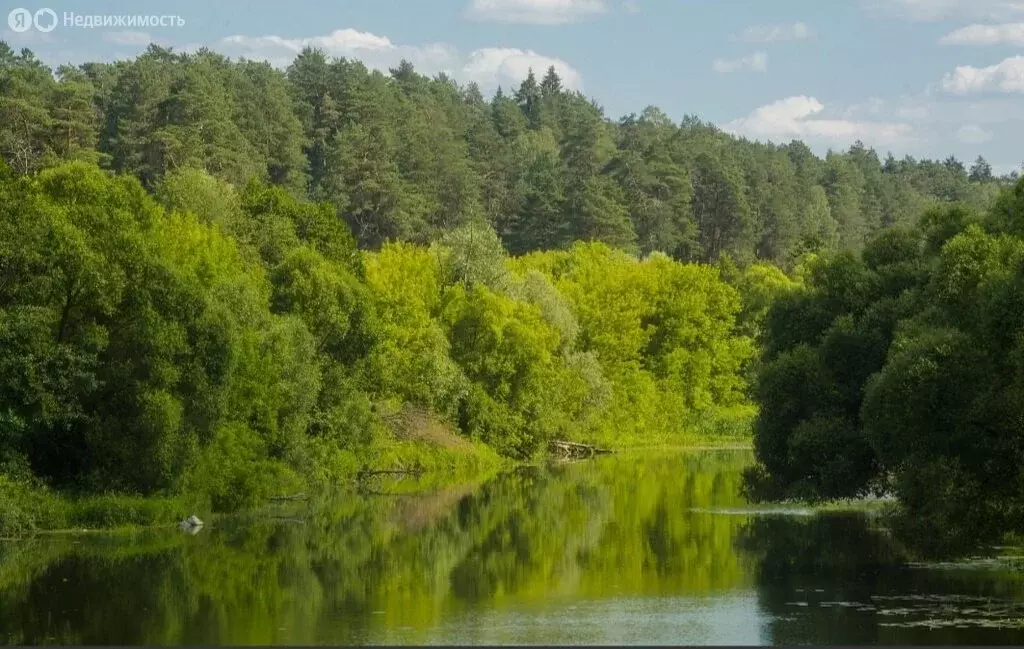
[465,0,608,24]
[463,48,583,89]
[939,22,1024,45]
[622,0,640,14]
[956,123,994,142]
[723,95,913,148]
[219,28,397,59]
[711,52,768,74]
[734,22,814,43]
[868,0,1024,21]
[210,30,451,72]
[941,55,1024,94]
[209,29,583,92]
[102,31,152,46]
[761,90,1024,170]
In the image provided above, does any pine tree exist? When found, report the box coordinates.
[969,155,993,183]
[515,68,542,130]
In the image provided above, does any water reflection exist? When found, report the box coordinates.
[739,514,1024,645]
[0,450,1022,645]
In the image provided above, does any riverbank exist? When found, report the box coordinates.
[0,403,757,539]
[0,440,927,547]
[1,424,754,539]
[0,430,507,539]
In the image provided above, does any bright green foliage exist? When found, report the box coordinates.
[529,243,656,366]
[435,221,511,292]
[268,246,380,459]
[511,269,581,351]
[730,263,800,340]
[361,234,748,459]
[239,180,362,272]
[0,157,760,520]
[363,243,468,419]
[270,247,376,363]
[441,284,573,457]
[154,166,244,230]
[643,253,752,410]
[514,243,754,443]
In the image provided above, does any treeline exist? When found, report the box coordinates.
[0,160,767,523]
[3,40,1021,548]
[0,42,1013,267]
[746,178,1024,557]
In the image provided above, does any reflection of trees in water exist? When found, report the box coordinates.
[735,514,1024,645]
[737,514,904,587]
[0,526,326,644]
[0,451,759,644]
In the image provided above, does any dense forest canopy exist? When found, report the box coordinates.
[746,188,1024,558]
[0,42,1013,266]
[2,41,1023,558]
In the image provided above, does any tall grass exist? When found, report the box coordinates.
[0,475,191,538]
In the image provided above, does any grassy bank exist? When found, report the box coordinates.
[0,405,753,539]
[573,405,755,451]
[0,429,504,539]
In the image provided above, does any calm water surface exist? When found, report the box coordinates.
[2,450,1023,645]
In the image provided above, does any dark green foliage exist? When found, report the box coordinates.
[0,163,328,512]
[749,181,1024,558]
[2,42,1011,266]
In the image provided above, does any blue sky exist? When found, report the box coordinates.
[5,0,1024,173]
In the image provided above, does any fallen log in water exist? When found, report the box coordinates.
[356,468,427,480]
[548,439,613,459]
[268,493,308,502]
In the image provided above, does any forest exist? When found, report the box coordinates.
[0,41,1021,556]
[745,189,1024,558]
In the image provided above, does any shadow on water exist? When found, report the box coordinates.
[0,449,1022,645]
[737,513,1024,645]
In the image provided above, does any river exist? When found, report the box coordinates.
[1,449,1023,645]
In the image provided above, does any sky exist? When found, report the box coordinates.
[4,0,1024,173]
